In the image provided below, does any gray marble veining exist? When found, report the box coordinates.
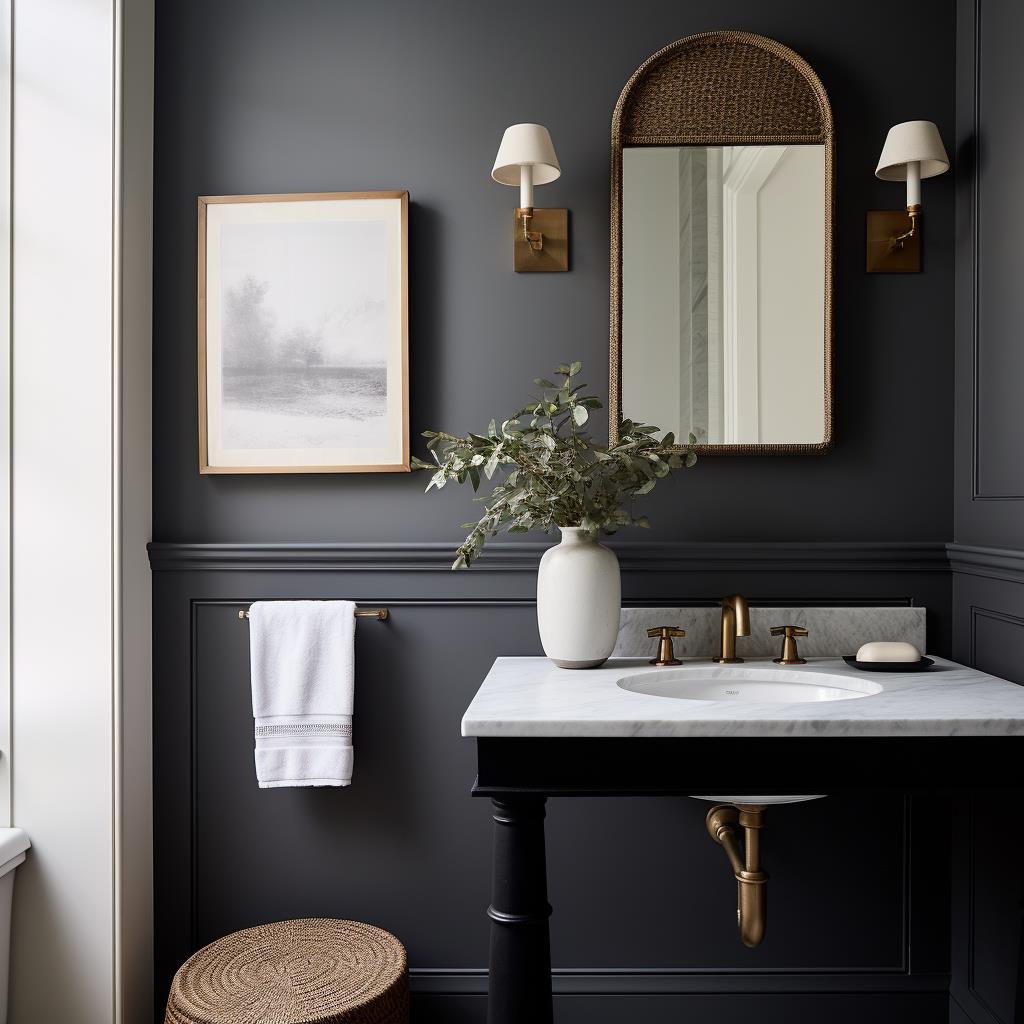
[462,655,1024,738]
[614,607,926,661]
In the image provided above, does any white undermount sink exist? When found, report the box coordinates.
[616,665,880,806]
[616,665,882,704]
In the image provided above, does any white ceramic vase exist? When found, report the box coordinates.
[536,527,621,668]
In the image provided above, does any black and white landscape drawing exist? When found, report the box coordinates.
[218,217,390,451]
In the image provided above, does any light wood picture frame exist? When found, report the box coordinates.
[198,191,409,473]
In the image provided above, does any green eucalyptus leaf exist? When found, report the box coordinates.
[416,359,697,567]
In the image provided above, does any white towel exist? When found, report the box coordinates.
[248,600,357,788]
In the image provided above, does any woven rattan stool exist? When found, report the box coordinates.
[164,918,409,1024]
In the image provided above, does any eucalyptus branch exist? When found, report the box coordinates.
[412,361,697,568]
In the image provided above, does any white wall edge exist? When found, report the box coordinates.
[0,0,10,833]
[10,0,152,1018]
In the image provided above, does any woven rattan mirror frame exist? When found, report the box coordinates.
[609,31,834,454]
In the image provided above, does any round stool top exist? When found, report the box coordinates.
[165,918,409,1024]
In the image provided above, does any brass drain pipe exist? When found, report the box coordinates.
[705,804,768,948]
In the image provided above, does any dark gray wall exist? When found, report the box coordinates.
[152,550,953,1023]
[950,0,1024,646]
[152,1,959,1021]
[950,3,1024,1023]
[153,0,955,545]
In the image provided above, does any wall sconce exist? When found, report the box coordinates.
[867,120,949,273]
[491,123,568,272]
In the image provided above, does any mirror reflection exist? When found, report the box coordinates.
[621,145,826,446]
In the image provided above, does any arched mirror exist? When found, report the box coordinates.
[610,31,833,453]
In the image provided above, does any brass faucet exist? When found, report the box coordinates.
[712,594,750,663]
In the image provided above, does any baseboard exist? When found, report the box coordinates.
[407,968,950,995]
[410,987,950,1024]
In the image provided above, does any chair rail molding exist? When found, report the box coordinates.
[148,540,951,574]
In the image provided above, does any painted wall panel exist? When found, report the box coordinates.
[152,552,952,1020]
[951,3,1024,1023]
[152,0,957,1020]
[153,0,955,545]
[971,2,1024,501]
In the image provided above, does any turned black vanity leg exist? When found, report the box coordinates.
[487,796,553,1024]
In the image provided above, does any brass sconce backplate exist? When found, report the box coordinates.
[514,208,568,272]
[866,209,921,272]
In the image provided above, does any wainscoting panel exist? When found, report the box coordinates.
[954,0,1024,544]
[951,794,1024,1024]
[950,3,1024,1021]
[964,1,1024,504]
[152,542,952,1022]
[950,552,1024,681]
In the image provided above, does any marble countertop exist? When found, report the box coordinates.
[461,656,1024,738]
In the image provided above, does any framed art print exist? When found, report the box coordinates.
[198,191,409,473]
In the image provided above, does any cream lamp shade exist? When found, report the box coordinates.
[875,120,948,207]
[875,120,949,180]
[492,123,560,208]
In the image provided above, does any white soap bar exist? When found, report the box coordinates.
[856,641,920,663]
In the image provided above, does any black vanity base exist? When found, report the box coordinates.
[472,734,1023,1022]
[486,797,553,1024]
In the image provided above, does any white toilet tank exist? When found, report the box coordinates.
[0,830,28,1024]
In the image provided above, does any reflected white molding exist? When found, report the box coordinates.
[722,146,786,444]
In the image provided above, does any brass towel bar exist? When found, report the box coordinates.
[238,607,389,622]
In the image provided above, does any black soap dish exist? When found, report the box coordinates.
[842,655,934,673]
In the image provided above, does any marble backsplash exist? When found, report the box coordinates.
[613,607,927,661]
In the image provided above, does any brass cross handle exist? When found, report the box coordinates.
[647,626,686,667]
[770,625,808,665]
